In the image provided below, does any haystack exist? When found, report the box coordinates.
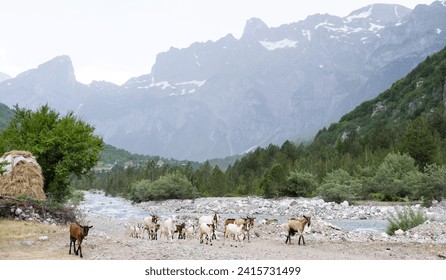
[0,150,45,201]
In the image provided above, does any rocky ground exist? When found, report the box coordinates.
[2,193,446,260]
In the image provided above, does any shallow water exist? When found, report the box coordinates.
[79,191,388,232]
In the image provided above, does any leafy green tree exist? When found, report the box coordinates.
[286,170,318,197]
[0,103,14,131]
[317,169,360,203]
[193,160,212,195]
[400,117,436,169]
[130,172,199,201]
[335,129,363,157]
[367,122,395,150]
[372,153,421,200]
[0,105,103,201]
[419,164,446,204]
[210,166,227,196]
[261,163,286,198]
[356,165,377,198]
[129,178,150,202]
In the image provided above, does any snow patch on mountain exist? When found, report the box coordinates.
[259,39,298,50]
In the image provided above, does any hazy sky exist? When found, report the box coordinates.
[0,0,435,85]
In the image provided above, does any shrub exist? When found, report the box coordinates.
[129,172,199,202]
[386,206,427,235]
[372,153,422,200]
[68,188,85,205]
[317,169,361,203]
[286,171,318,197]
[418,164,446,205]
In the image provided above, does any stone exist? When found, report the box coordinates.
[39,236,49,241]
[15,208,23,216]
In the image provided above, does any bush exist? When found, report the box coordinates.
[286,171,318,197]
[317,169,361,203]
[372,153,422,200]
[68,188,85,205]
[386,206,427,235]
[418,164,446,204]
[129,172,199,202]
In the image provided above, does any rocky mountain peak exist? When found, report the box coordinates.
[12,55,76,90]
[241,17,269,41]
[36,55,76,83]
[344,4,411,25]
[1,2,446,161]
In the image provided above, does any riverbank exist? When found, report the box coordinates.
[1,191,446,260]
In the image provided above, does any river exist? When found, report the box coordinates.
[78,190,388,232]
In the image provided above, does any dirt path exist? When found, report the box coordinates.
[1,210,446,260]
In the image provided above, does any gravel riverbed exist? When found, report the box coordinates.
[71,191,446,260]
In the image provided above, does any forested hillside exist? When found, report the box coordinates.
[0,103,14,131]
[74,45,446,206]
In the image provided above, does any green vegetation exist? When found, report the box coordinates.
[386,207,427,235]
[0,104,104,202]
[2,46,446,207]
[0,103,14,131]
[75,45,446,204]
[129,172,199,202]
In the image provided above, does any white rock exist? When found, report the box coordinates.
[15,208,23,215]
[39,236,49,241]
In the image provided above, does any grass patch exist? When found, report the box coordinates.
[68,188,85,205]
[0,219,59,242]
[386,207,427,235]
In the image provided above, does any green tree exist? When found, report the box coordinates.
[0,105,103,201]
[372,153,421,200]
[286,170,318,197]
[367,122,395,150]
[130,172,199,201]
[419,164,446,204]
[210,166,227,196]
[400,117,436,169]
[317,169,360,203]
[193,160,212,195]
[260,163,286,198]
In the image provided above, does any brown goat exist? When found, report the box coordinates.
[285,215,311,245]
[175,223,186,239]
[69,223,93,258]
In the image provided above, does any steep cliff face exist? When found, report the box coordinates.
[1,2,446,161]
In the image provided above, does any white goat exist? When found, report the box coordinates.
[142,215,159,240]
[285,215,311,245]
[199,223,215,245]
[224,216,255,242]
[128,224,143,239]
[159,216,176,243]
[184,225,196,239]
[198,213,219,239]
[223,223,248,247]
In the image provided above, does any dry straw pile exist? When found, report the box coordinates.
[0,150,45,201]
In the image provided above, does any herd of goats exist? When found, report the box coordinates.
[68,213,312,258]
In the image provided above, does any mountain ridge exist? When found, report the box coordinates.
[1,1,446,161]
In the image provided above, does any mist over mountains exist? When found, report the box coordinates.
[1,1,446,161]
